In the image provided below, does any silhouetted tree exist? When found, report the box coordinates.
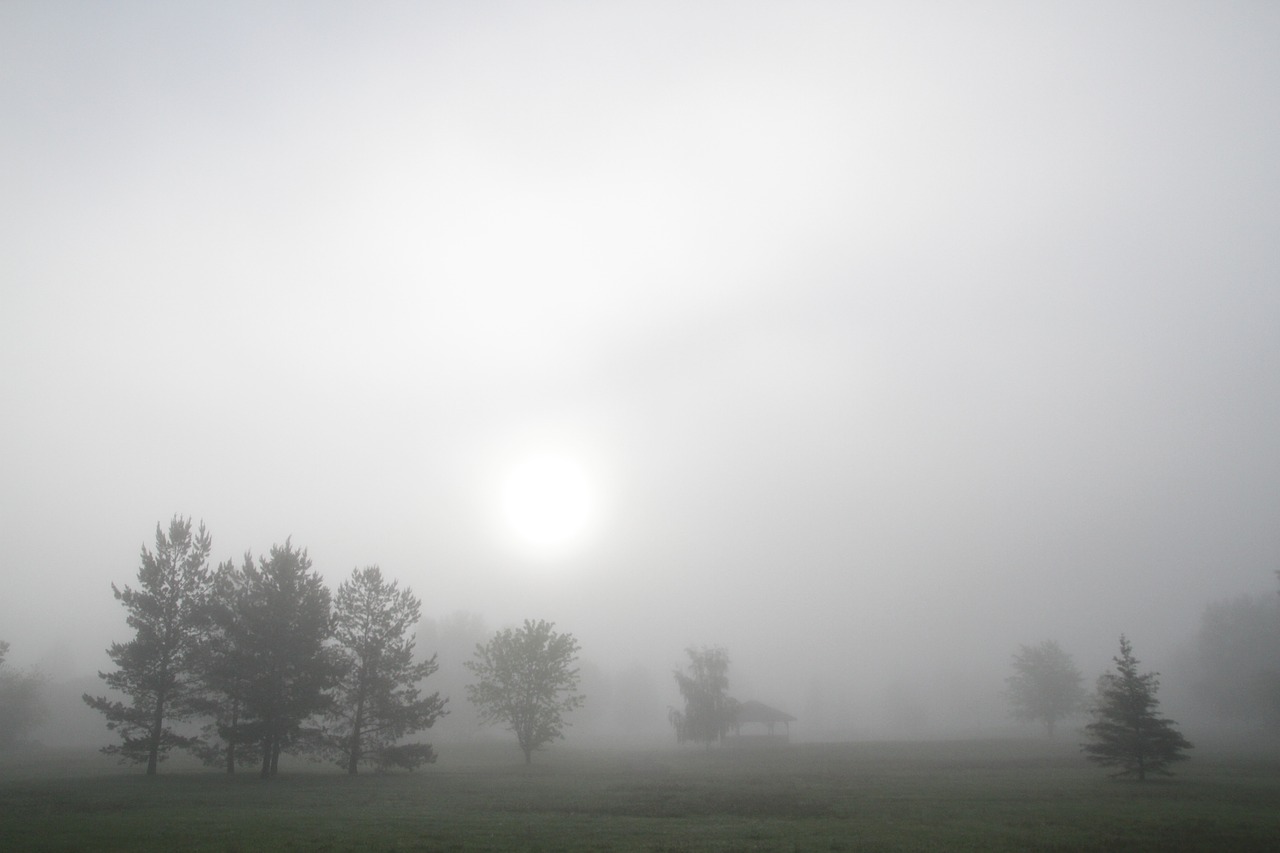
[465,619,583,763]
[671,646,737,747]
[216,540,339,777]
[327,566,446,774]
[83,516,213,774]
[1006,640,1086,736]
[1083,635,1192,780]
[0,641,46,750]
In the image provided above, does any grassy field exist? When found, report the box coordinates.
[2,738,1278,852]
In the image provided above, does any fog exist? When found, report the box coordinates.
[3,2,1279,750]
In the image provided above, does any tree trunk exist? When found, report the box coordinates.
[347,696,365,776]
[225,708,237,775]
[260,737,272,778]
[147,690,166,776]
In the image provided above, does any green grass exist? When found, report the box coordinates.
[2,739,1278,851]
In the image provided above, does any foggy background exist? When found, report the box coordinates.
[3,2,1278,748]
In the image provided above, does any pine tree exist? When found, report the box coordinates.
[1083,635,1192,780]
[216,540,339,777]
[327,566,446,774]
[188,556,256,773]
[83,516,213,774]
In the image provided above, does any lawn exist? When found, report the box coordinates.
[2,738,1277,852]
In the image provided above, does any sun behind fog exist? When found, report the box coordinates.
[500,453,593,554]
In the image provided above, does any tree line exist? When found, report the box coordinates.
[81,516,583,775]
[669,638,1195,782]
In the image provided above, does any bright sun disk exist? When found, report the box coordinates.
[500,454,593,552]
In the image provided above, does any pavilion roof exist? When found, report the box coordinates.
[734,699,796,725]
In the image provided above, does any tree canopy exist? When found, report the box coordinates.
[465,619,583,763]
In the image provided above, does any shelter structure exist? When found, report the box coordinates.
[732,700,796,739]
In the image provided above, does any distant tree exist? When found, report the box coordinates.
[1189,594,1280,728]
[1005,640,1086,736]
[83,516,213,774]
[465,619,584,763]
[1083,635,1193,780]
[671,646,737,747]
[0,641,46,750]
[327,566,447,774]
[217,540,339,777]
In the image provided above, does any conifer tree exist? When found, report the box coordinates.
[84,516,213,774]
[188,556,256,773]
[1083,635,1192,780]
[215,540,339,777]
[327,566,446,774]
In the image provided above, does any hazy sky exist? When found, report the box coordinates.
[3,2,1279,734]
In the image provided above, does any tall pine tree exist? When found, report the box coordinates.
[84,516,213,774]
[1083,635,1193,780]
[188,556,256,773]
[219,540,339,777]
[327,566,446,773]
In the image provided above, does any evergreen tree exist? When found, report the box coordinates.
[465,619,583,763]
[1006,640,1086,736]
[219,540,339,777]
[671,646,738,747]
[188,556,256,773]
[83,516,213,774]
[1083,635,1193,780]
[327,566,446,774]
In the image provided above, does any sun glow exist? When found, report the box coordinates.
[500,453,594,554]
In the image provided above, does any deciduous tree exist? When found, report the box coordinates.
[465,619,583,763]
[1006,640,1086,736]
[671,646,737,747]
[327,566,446,774]
[1083,635,1193,780]
[83,516,212,774]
